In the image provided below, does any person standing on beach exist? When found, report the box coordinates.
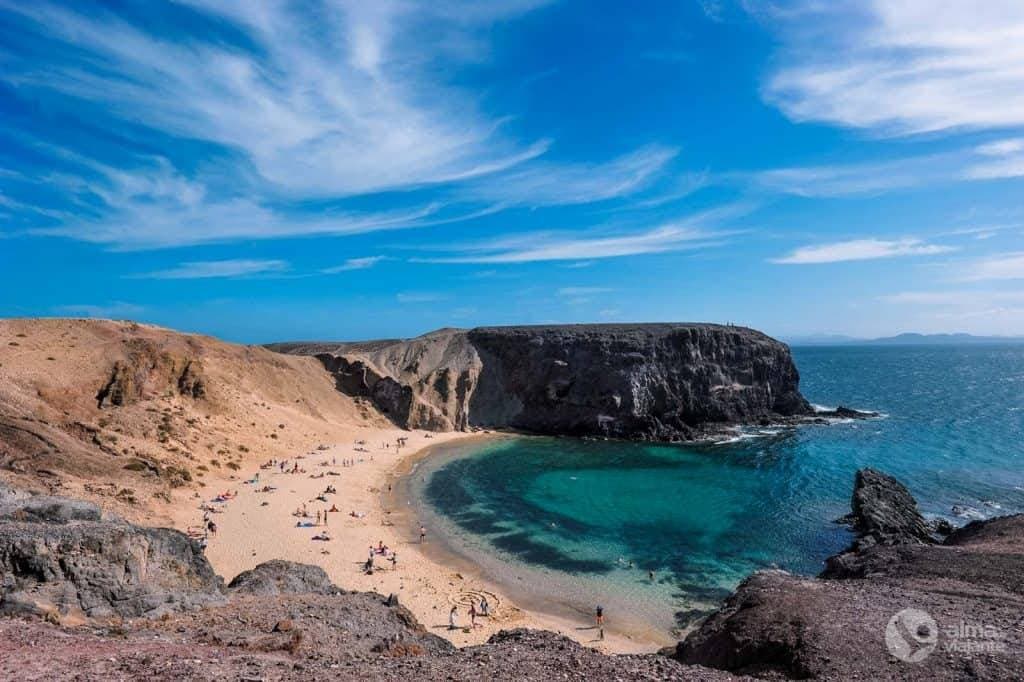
[449,606,458,630]
[595,605,604,640]
[420,525,426,543]
[469,602,478,628]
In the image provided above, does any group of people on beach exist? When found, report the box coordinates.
[448,597,491,630]
[363,540,398,574]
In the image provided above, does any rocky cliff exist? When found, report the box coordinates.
[271,323,813,441]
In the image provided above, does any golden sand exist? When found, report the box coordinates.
[179,426,663,654]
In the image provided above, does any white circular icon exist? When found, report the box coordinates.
[886,608,938,663]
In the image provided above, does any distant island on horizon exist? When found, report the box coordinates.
[786,332,1024,346]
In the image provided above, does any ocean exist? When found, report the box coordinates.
[409,344,1024,638]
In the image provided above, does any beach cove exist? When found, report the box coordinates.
[184,426,666,654]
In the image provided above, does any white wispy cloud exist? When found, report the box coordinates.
[132,259,289,279]
[321,256,386,273]
[55,301,145,318]
[958,253,1024,281]
[1,2,677,250]
[761,1,1024,135]
[773,238,956,265]
[414,204,745,264]
[30,162,442,250]
[963,138,1024,181]
[752,155,951,197]
[458,145,677,207]
[418,224,719,264]
[3,1,548,197]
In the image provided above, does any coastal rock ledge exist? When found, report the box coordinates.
[270,323,813,441]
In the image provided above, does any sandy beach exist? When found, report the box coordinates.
[177,426,665,655]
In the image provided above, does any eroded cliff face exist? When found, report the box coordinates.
[271,323,812,441]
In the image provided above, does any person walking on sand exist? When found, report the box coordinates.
[420,525,426,543]
[449,606,458,630]
[595,605,604,640]
[389,552,397,570]
[469,602,480,628]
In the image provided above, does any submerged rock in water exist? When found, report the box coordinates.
[848,467,934,547]
[270,323,813,442]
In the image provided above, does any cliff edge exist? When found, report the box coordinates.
[270,323,812,441]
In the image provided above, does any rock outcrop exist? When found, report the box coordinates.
[271,324,813,441]
[96,338,207,408]
[678,469,1024,680]
[824,468,936,577]
[0,485,224,620]
[227,559,337,596]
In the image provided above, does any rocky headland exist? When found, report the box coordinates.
[270,323,819,441]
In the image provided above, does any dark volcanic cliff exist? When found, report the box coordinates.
[269,323,812,441]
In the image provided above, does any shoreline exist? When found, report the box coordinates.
[181,426,666,654]
[392,434,679,650]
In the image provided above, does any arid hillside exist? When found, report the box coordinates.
[0,318,383,524]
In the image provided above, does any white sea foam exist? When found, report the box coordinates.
[952,505,986,521]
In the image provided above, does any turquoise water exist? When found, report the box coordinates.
[415,345,1024,634]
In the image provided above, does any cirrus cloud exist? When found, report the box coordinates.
[131,259,289,280]
[772,238,956,265]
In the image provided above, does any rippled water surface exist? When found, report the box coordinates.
[413,345,1024,634]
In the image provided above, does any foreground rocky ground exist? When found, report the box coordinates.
[2,470,1022,680]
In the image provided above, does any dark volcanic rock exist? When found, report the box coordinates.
[679,470,1024,680]
[824,469,934,577]
[270,323,812,441]
[228,559,337,596]
[848,468,933,547]
[0,490,224,620]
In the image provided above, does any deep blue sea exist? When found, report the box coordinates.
[412,345,1024,636]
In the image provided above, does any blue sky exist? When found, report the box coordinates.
[2,0,1023,342]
